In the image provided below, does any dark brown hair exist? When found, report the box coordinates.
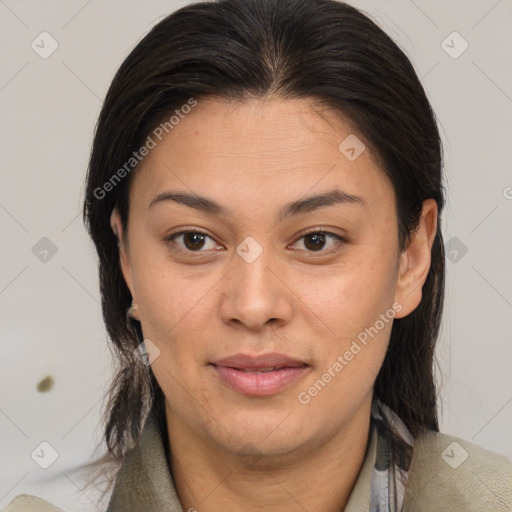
[83,0,445,478]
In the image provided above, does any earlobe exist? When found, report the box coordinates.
[110,208,139,319]
[394,199,438,319]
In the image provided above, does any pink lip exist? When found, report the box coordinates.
[211,352,309,397]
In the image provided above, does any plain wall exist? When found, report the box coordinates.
[1,0,511,510]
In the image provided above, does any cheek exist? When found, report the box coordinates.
[136,274,214,351]
[296,246,398,340]
[128,262,203,370]
[295,258,396,417]
[129,236,212,327]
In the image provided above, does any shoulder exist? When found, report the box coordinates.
[404,430,512,512]
[1,494,64,512]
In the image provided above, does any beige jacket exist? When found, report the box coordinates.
[4,411,511,512]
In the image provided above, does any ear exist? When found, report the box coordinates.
[393,199,438,319]
[110,208,140,321]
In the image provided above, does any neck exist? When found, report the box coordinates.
[165,398,372,512]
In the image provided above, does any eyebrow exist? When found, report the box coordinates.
[148,189,366,220]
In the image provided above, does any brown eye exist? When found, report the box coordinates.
[292,230,345,253]
[183,232,206,250]
[166,231,220,252]
[304,232,327,251]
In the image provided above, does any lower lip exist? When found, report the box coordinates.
[211,364,308,396]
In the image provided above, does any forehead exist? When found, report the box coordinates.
[129,97,394,215]
[148,97,365,161]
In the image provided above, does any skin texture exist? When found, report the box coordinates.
[110,97,438,512]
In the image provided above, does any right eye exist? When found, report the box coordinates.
[165,230,223,253]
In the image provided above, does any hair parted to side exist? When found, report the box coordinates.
[83,0,445,479]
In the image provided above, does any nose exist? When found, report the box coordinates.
[219,245,294,332]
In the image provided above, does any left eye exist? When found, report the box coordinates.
[291,231,344,252]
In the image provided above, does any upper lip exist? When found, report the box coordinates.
[212,352,308,371]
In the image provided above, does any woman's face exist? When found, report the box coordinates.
[113,97,434,460]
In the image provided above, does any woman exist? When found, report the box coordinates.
[5,0,510,510]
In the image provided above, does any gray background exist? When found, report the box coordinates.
[1,0,511,510]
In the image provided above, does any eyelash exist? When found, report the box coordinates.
[164,229,346,255]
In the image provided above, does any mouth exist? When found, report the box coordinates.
[225,365,306,373]
[210,352,310,396]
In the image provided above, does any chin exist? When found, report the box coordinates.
[210,408,312,452]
